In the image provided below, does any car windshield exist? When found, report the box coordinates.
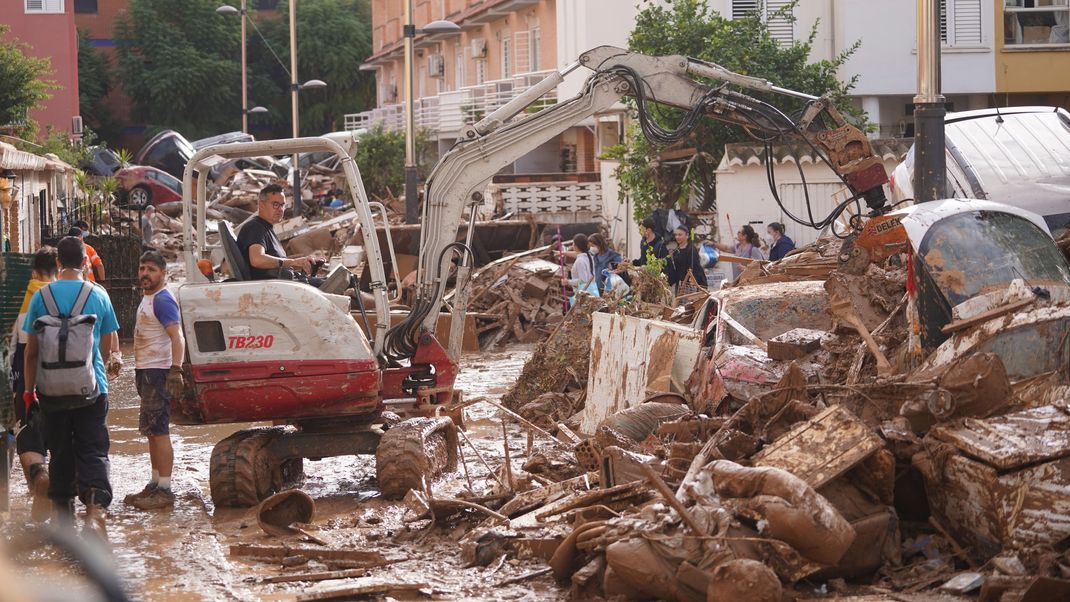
[919,210,1070,306]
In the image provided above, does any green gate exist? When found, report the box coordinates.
[0,252,33,511]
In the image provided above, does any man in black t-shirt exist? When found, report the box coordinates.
[237,183,317,281]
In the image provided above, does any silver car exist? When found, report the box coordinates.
[890,106,1070,236]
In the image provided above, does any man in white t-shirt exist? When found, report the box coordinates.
[124,251,186,510]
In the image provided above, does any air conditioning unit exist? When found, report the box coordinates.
[471,38,488,58]
[428,54,445,78]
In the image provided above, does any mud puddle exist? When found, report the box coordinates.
[4,343,566,601]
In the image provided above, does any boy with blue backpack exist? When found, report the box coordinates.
[22,236,121,536]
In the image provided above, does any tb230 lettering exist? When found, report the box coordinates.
[227,335,275,350]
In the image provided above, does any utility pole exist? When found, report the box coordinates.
[240,0,248,133]
[403,0,418,224]
[913,0,946,204]
[289,0,302,215]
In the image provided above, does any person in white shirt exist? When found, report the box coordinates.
[563,233,597,295]
[124,251,186,511]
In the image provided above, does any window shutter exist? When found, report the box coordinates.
[501,36,512,79]
[514,31,530,75]
[731,0,758,20]
[765,0,795,45]
[940,1,948,43]
[732,0,793,46]
[952,0,982,45]
[25,0,45,11]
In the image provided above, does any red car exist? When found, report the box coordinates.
[116,166,183,207]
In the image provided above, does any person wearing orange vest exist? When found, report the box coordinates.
[68,223,106,282]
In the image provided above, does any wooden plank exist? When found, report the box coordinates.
[229,544,386,565]
[941,297,1034,334]
[930,405,1070,470]
[752,405,882,489]
[720,310,768,352]
[293,578,429,601]
[256,568,366,584]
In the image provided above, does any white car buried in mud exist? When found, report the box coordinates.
[693,199,1070,411]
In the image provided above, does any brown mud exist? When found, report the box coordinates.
[4,344,567,601]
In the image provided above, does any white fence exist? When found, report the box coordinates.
[344,70,559,138]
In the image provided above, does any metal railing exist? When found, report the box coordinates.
[47,193,145,242]
[344,70,559,137]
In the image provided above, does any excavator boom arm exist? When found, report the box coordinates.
[387,45,888,362]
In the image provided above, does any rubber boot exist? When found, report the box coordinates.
[52,498,76,528]
[27,463,50,522]
[84,491,108,541]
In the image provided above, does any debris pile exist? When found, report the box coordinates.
[459,249,571,348]
[399,224,1070,601]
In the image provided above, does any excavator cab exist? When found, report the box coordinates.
[175,133,459,507]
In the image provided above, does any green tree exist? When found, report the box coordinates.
[354,125,433,201]
[115,0,242,138]
[605,0,864,224]
[252,0,376,137]
[78,30,121,143]
[0,24,57,139]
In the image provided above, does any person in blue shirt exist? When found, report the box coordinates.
[587,233,622,294]
[767,222,796,262]
[22,236,121,535]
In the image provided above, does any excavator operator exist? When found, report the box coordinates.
[237,183,324,285]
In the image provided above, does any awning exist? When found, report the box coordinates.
[0,141,48,171]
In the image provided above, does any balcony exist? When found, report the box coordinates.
[344,70,559,138]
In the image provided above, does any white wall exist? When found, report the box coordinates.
[555,0,644,100]
[714,155,902,250]
[836,0,995,96]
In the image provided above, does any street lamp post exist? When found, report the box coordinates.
[289,0,302,215]
[215,2,249,133]
[402,3,460,224]
[913,0,945,204]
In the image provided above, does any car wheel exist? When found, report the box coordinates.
[129,185,151,207]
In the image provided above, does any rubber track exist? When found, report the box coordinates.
[209,426,303,508]
[375,417,458,500]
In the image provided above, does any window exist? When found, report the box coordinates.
[940,0,984,46]
[731,0,794,45]
[475,59,487,85]
[919,210,1070,307]
[194,322,226,353]
[1004,0,1070,46]
[530,25,541,71]
[501,35,512,79]
[455,46,465,88]
[74,0,96,13]
[25,0,64,13]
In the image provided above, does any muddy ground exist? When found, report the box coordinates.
[4,344,568,601]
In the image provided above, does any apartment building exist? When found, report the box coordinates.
[4,0,80,135]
